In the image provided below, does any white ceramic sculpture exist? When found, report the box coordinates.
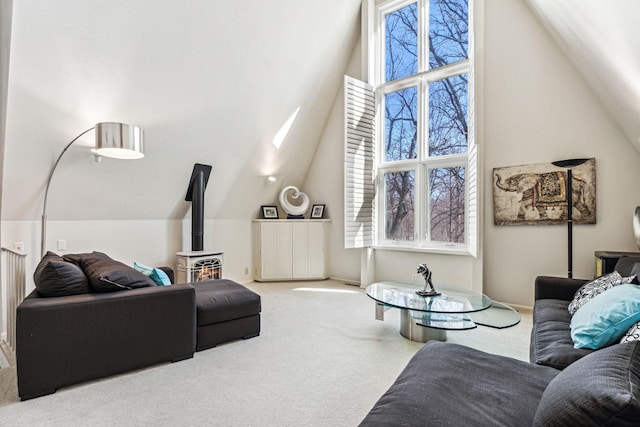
[279,186,310,217]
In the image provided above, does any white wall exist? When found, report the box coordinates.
[482,0,640,305]
[3,0,640,329]
[1,1,362,339]
[1,217,253,296]
[2,0,361,224]
[302,36,362,284]
[190,219,254,284]
[526,0,640,155]
[304,0,640,307]
[0,216,253,340]
[374,250,475,287]
[0,0,13,342]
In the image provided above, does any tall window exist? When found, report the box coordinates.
[377,0,471,249]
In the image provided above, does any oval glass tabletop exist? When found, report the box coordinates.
[366,281,492,313]
[467,301,521,329]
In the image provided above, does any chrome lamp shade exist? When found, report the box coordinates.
[95,122,144,159]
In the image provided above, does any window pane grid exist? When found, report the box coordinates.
[377,0,470,248]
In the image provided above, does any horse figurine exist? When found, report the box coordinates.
[416,263,441,297]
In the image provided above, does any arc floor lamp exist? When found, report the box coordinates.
[41,122,144,258]
[551,158,589,278]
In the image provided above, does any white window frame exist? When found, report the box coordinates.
[373,0,474,254]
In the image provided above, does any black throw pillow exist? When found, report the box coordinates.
[614,256,640,277]
[63,251,156,292]
[33,251,91,297]
[630,262,640,284]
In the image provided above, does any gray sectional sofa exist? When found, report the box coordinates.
[361,257,640,426]
[17,280,197,400]
[16,251,261,400]
[360,340,640,426]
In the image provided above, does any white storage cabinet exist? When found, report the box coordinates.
[252,219,330,281]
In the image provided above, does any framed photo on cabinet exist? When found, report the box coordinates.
[310,204,325,219]
[261,205,279,219]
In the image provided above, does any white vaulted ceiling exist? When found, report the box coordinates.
[2,0,361,221]
[525,0,640,154]
[4,0,640,225]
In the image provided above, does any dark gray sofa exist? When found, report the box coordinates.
[360,340,640,426]
[361,258,640,425]
[16,251,261,400]
[16,283,197,400]
[530,275,593,369]
[531,256,640,369]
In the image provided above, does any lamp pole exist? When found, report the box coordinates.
[40,123,144,259]
[551,158,589,278]
[566,168,574,278]
[41,127,95,258]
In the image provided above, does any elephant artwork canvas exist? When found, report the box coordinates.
[493,158,596,225]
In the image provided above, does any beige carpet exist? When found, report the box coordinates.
[0,280,531,426]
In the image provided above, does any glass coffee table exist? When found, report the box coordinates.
[365,281,521,342]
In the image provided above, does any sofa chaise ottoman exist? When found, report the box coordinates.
[194,279,261,351]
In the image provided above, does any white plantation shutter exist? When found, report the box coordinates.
[467,143,478,257]
[344,76,376,249]
[466,56,478,257]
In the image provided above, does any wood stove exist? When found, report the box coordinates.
[176,251,224,283]
[178,164,223,283]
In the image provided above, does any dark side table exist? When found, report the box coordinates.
[595,251,640,277]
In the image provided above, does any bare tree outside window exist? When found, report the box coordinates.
[385,87,417,162]
[385,3,417,82]
[385,171,415,240]
[381,0,469,244]
[429,0,468,68]
[429,75,468,156]
[430,167,465,243]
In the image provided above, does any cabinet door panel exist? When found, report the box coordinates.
[276,223,293,278]
[307,222,324,277]
[292,222,308,278]
[260,222,278,279]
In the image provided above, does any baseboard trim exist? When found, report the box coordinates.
[329,276,361,286]
[0,340,12,368]
[508,303,533,314]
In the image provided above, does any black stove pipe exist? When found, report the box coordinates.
[192,170,204,251]
[185,163,212,252]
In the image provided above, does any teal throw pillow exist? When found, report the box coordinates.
[133,262,172,286]
[570,283,640,349]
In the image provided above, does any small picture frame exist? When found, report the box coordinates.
[310,204,325,219]
[261,205,279,219]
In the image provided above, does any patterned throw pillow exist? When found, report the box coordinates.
[621,320,640,344]
[567,271,634,315]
